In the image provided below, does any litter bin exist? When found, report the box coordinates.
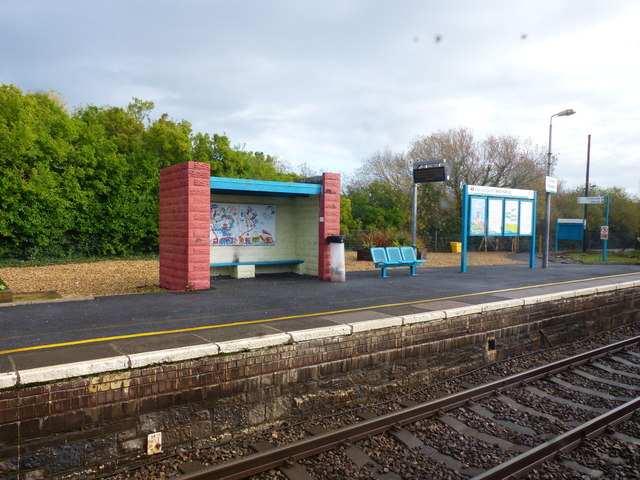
[327,235,346,282]
[450,242,462,253]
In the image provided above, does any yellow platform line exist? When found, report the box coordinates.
[1,272,637,356]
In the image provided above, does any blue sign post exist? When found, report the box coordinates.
[461,185,537,273]
[602,194,610,262]
[577,194,611,262]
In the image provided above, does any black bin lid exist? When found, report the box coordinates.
[327,235,345,243]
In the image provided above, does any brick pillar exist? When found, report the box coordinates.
[159,162,211,290]
[318,173,341,280]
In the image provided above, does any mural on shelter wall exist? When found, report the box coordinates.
[210,203,276,246]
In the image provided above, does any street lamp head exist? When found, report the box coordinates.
[557,108,576,117]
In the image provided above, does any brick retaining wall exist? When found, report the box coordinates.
[1,286,638,478]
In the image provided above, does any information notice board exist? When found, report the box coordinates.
[461,185,537,272]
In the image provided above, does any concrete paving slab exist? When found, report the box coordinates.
[19,356,129,385]
[492,288,559,299]
[0,355,13,374]
[578,278,638,289]
[320,310,393,324]
[129,344,219,368]
[535,283,597,293]
[110,333,211,355]
[261,316,341,332]
[289,325,352,342]
[444,304,484,318]
[481,299,525,312]
[216,333,291,354]
[9,343,122,371]
[195,323,282,343]
[413,300,474,311]
[0,371,18,389]
[349,316,403,333]
[402,310,446,325]
[458,294,512,305]
[374,305,427,317]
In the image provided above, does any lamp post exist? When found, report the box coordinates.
[542,108,575,268]
[582,134,591,252]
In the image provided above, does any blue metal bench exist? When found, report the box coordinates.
[370,247,426,278]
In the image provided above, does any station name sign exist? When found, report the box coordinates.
[577,196,604,204]
[467,184,535,199]
[412,160,450,183]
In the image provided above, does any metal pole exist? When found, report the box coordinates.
[542,109,575,267]
[411,183,417,249]
[603,194,610,262]
[542,116,553,268]
[461,185,469,273]
[583,134,591,252]
[530,192,537,269]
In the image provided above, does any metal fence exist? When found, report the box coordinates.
[343,229,637,254]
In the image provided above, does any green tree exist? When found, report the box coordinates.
[0,85,299,259]
[72,102,157,255]
[0,85,79,257]
[346,181,409,231]
[409,128,547,216]
[339,196,359,235]
[346,128,548,237]
[143,114,193,169]
[126,97,154,124]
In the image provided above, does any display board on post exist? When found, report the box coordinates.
[461,185,537,272]
[411,160,450,249]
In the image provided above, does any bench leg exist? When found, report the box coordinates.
[231,265,256,279]
[409,265,417,276]
[380,267,388,278]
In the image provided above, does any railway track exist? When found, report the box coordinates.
[171,332,640,480]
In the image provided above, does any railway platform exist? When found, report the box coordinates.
[1,258,639,385]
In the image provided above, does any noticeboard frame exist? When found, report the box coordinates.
[461,185,537,272]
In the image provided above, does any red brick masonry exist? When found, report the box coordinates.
[318,173,341,280]
[159,162,211,290]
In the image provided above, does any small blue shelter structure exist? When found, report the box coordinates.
[554,219,585,252]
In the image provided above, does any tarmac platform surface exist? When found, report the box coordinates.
[1,258,639,380]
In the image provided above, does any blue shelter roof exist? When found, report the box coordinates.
[210,177,322,197]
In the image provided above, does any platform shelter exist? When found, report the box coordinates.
[554,218,585,252]
[159,161,340,291]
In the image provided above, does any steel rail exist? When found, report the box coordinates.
[472,395,640,480]
[175,334,640,480]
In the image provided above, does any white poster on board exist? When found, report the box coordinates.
[470,197,487,235]
[504,200,519,234]
[487,198,503,235]
[519,201,533,236]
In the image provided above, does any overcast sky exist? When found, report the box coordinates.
[2,0,639,194]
